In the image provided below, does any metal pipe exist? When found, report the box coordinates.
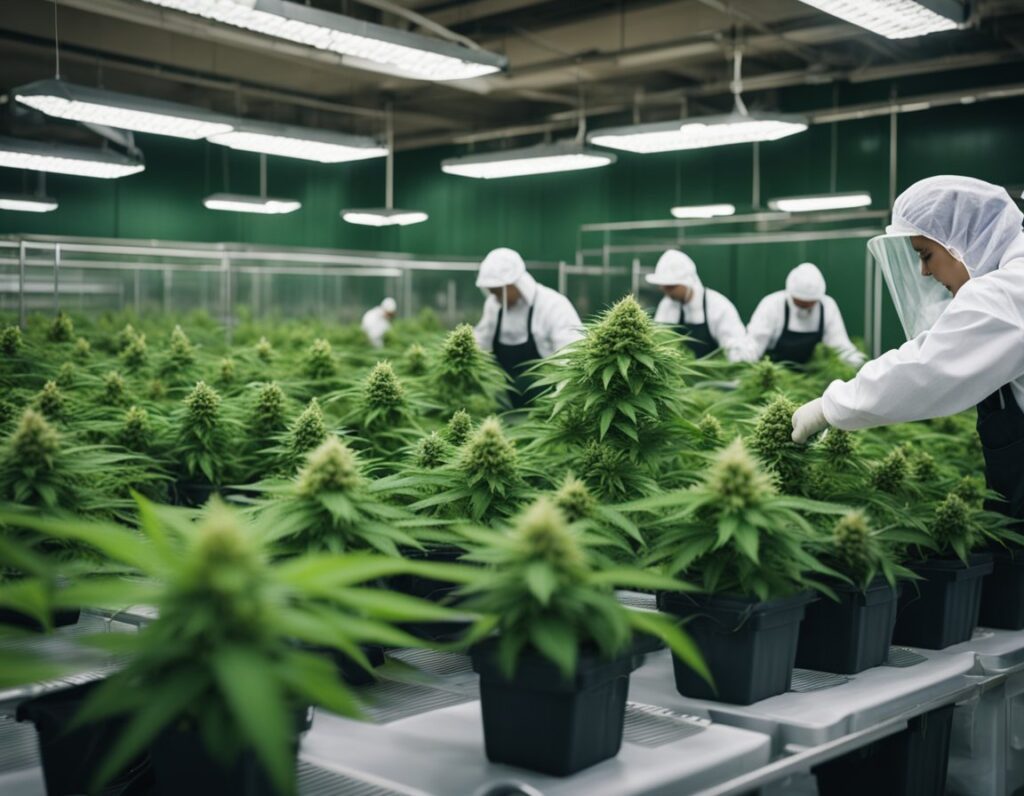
[18,240,26,329]
[53,243,61,313]
[580,209,888,233]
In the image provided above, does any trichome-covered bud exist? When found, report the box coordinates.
[296,437,363,497]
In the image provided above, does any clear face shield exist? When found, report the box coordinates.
[868,233,952,341]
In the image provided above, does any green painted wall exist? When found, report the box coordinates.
[2,65,1022,349]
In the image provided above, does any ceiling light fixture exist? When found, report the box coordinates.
[441,142,615,180]
[139,0,506,82]
[0,193,59,213]
[203,152,300,214]
[670,203,737,219]
[0,136,145,179]
[208,119,387,163]
[768,191,872,212]
[795,0,964,40]
[15,79,234,140]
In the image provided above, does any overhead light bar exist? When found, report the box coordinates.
[441,142,616,180]
[139,0,507,82]
[768,191,872,212]
[670,203,736,219]
[795,0,964,40]
[203,192,301,214]
[208,119,387,163]
[0,193,59,213]
[0,136,145,179]
[14,79,234,140]
[341,208,428,227]
[588,112,808,154]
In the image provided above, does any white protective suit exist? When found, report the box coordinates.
[746,263,867,368]
[822,176,1024,430]
[648,250,754,362]
[361,297,396,349]
[473,248,583,357]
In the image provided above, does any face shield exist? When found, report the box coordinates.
[868,233,952,340]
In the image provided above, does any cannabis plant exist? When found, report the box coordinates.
[120,333,148,372]
[412,431,452,469]
[1,325,23,357]
[551,473,644,559]
[431,324,505,413]
[73,336,91,363]
[444,409,473,447]
[47,311,74,343]
[169,381,241,486]
[255,336,274,364]
[817,511,926,591]
[249,382,289,445]
[748,395,804,495]
[102,371,129,406]
[336,361,424,458]
[402,343,429,377]
[35,380,66,421]
[304,338,336,380]
[454,498,708,681]
[696,414,724,451]
[279,398,329,473]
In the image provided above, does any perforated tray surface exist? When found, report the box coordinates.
[789,669,850,693]
[885,647,929,668]
[0,718,38,774]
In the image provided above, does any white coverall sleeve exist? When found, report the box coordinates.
[822,296,867,367]
[473,297,500,352]
[822,266,1024,430]
[361,309,388,349]
[708,292,756,363]
[653,296,678,324]
[745,294,782,361]
[540,294,584,356]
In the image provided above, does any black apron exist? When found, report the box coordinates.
[768,300,824,366]
[675,291,718,358]
[493,303,542,409]
[976,383,1024,521]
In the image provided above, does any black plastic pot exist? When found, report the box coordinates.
[388,546,472,641]
[979,547,1024,630]
[16,681,151,796]
[0,606,80,632]
[795,578,901,674]
[470,641,633,776]
[892,553,993,649]
[814,704,955,796]
[658,590,815,705]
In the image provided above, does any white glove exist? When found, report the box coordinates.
[791,398,829,444]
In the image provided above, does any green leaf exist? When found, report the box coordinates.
[524,562,558,606]
[627,609,712,687]
[599,407,615,440]
[528,617,577,679]
[590,568,693,592]
[334,588,471,623]
[601,364,616,389]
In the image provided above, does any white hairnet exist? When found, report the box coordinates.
[476,248,527,289]
[786,262,826,302]
[645,250,702,289]
[381,297,397,313]
[888,176,1024,278]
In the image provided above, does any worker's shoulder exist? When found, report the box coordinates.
[754,290,786,308]
[535,282,576,307]
[705,287,738,307]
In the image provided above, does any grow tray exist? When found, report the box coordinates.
[938,626,1024,676]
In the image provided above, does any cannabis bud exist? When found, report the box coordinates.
[697,414,723,450]
[252,382,286,435]
[833,511,872,573]
[749,358,780,396]
[296,437,363,497]
[169,325,195,367]
[514,498,584,573]
[219,357,236,385]
[445,409,473,447]
[706,438,776,511]
[460,416,518,483]
[115,323,139,353]
[255,336,273,363]
[553,473,596,523]
[289,399,327,458]
[11,408,60,468]
[56,362,76,389]
[932,493,977,552]
[47,311,74,343]
[910,451,938,483]
[103,371,127,405]
[414,431,450,469]
[1,325,23,356]
[73,336,91,362]
[750,395,797,455]
[190,501,264,625]
[304,338,335,379]
[440,324,480,374]
[952,475,985,508]
[404,343,428,376]
[36,380,65,420]
[121,334,148,371]
[147,378,166,401]
[585,296,653,364]
[820,427,855,466]
[185,381,221,429]
[870,448,908,494]
[364,361,404,410]
[119,405,149,450]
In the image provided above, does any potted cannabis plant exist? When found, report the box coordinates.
[168,381,243,504]
[430,324,505,414]
[638,438,846,704]
[457,497,707,776]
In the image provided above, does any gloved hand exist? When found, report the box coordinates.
[791,397,829,444]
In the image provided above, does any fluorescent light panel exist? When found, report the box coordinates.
[670,203,736,219]
[0,136,145,179]
[341,208,428,227]
[0,194,58,213]
[15,79,233,140]
[203,192,301,214]
[796,0,963,39]
[441,143,616,180]
[768,191,872,212]
[589,113,808,154]
[139,0,506,81]
[209,119,387,163]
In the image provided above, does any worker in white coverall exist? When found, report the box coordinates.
[746,262,867,368]
[473,247,583,408]
[792,175,1024,526]
[647,249,754,362]
[361,297,397,349]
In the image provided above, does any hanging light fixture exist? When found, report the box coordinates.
[208,119,387,163]
[441,142,615,180]
[139,0,506,82]
[768,191,872,212]
[342,103,427,227]
[670,203,736,219]
[203,153,300,214]
[795,0,964,40]
[0,136,144,179]
[0,193,59,213]
[589,48,807,154]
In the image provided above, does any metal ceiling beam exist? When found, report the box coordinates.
[425,0,556,27]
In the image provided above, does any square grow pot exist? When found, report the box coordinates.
[658,590,815,705]
[893,553,994,649]
[388,546,473,641]
[979,547,1024,630]
[0,607,80,632]
[814,703,955,796]
[470,641,633,776]
[16,680,151,796]
[795,578,901,674]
